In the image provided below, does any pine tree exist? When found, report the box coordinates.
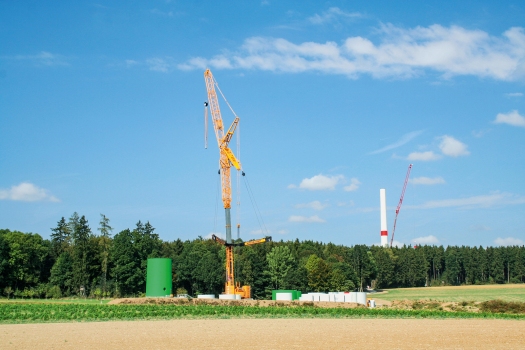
[72,215,92,296]
[98,214,113,295]
[50,217,70,259]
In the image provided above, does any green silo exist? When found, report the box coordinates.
[146,258,172,297]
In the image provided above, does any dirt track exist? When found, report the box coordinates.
[2,318,524,349]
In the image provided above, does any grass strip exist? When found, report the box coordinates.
[1,303,524,324]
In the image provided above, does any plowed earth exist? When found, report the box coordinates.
[2,318,524,349]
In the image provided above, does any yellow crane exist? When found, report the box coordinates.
[203,68,271,298]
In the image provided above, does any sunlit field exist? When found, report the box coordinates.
[375,284,525,302]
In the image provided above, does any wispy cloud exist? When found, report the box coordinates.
[494,110,525,127]
[290,174,344,191]
[0,182,59,202]
[178,25,525,81]
[295,200,328,210]
[494,237,524,246]
[3,51,70,66]
[343,178,361,192]
[408,192,525,209]
[146,58,173,72]
[289,215,326,223]
[505,92,523,97]
[472,129,490,138]
[470,224,491,231]
[308,7,361,25]
[150,8,173,17]
[412,235,439,244]
[409,176,445,185]
[370,130,423,154]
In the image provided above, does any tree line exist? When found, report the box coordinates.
[1,213,524,299]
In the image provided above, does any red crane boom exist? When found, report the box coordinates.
[390,164,412,248]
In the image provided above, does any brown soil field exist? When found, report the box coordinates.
[1,318,524,349]
[108,297,381,308]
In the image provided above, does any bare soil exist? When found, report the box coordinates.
[2,318,524,349]
[108,297,370,308]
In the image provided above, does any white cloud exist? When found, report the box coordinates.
[494,237,524,246]
[288,215,326,223]
[295,200,328,210]
[472,129,490,138]
[407,151,441,161]
[295,174,344,191]
[411,235,439,244]
[4,51,69,66]
[177,25,525,81]
[0,182,59,202]
[150,8,173,17]
[439,135,470,157]
[494,110,525,127]
[125,59,139,68]
[277,229,288,235]
[470,224,491,231]
[370,130,423,154]
[146,58,172,72]
[410,192,525,209]
[308,7,361,25]
[409,176,445,185]
[505,92,523,97]
[343,178,361,192]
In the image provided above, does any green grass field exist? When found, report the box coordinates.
[375,284,525,302]
[0,298,111,305]
[1,303,524,323]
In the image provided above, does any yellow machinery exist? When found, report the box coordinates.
[204,69,271,298]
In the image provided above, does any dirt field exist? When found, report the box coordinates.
[2,318,524,349]
[108,297,383,308]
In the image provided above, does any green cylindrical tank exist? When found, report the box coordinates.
[146,258,172,297]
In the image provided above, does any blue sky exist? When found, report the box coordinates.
[1,1,524,247]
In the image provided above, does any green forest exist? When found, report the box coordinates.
[1,213,524,300]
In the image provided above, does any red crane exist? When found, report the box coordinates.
[390,164,412,248]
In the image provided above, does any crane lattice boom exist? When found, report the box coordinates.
[204,69,270,298]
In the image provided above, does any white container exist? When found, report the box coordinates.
[235,294,241,300]
[276,292,293,301]
[219,294,236,300]
[369,299,376,308]
[335,294,345,303]
[356,292,367,305]
[310,294,320,302]
[319,294,330,302]
[299,294,314,301]
[345,292,357,303]
[197,294,216,299]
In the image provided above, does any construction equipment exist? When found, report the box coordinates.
[204,68,271,298]
[211,234,271,298]
[390,164,412,248]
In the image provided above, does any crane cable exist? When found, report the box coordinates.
[243,174,270,237]
[214,79,239,119]
[213,170,220,235]
[236,121,241,240]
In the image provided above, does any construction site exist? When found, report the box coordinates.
[140,69,419,305]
